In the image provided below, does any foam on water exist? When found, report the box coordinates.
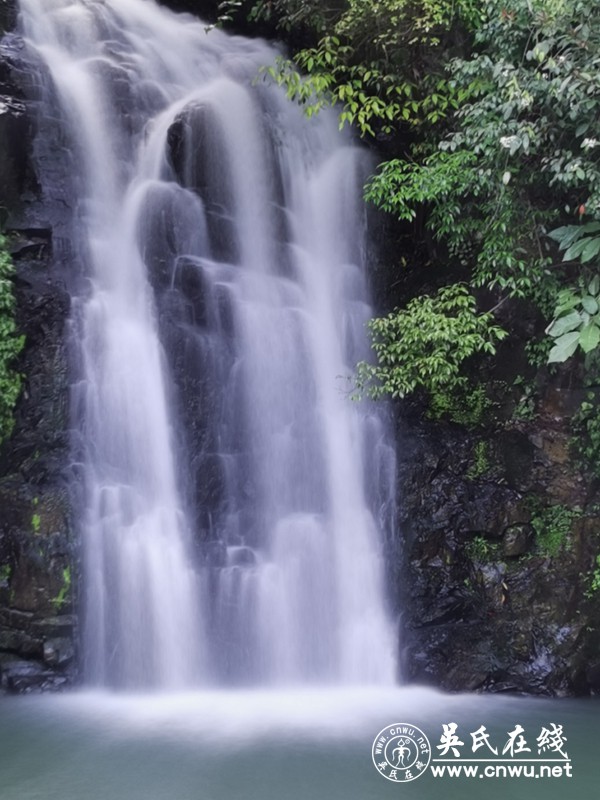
[4,687,489,744]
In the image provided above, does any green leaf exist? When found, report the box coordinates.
[548,225,585,253]
[563,239,590,262]
[548,225,579,244]
[548,331,581,363]
[581,237,600,264]
[582,296,599,314]
[580,324,600,354]
[590,276,600,297]
[546,311,583,337]
[555,288,581,315]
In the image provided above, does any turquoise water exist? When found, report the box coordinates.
[0,688,596,799]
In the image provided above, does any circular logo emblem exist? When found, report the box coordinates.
[372,722,431,782]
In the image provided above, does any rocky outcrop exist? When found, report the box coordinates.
[0,257,75,692]
[0,8,76,692]
[0,0,18,35]
[397,386,600,696]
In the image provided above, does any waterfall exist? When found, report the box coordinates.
[20,0,398,688]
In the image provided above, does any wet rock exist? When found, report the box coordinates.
[166,102,239,262]
[398,412,600,696]
[0,31,77,692]
[0,1,18,34]
[0,91,27,211]
[43,636,74,667]
[503,524,533,557]
[192,453,227,532]
[494,430,535,491]
[7,227,52,261]
[138,181,208,292]
[0,655,68,693]
[0,626,43,657]
[31,615,75,638]
[173,256,208,326]
[586,661,600,693]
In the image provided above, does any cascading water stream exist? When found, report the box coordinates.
[19,0,398,689]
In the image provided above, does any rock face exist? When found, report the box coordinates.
[396,390,600,696]
[0,7,76,692]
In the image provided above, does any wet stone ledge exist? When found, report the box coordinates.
[0,12,77,693]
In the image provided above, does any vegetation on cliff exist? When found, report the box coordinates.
[0,233,23,443]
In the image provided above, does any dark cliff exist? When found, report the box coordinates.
[0,0,75,691]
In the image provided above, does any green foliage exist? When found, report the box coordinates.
[428,383,491,427]
[549,223,600,267]
[261,48,458,137]
[245,0,334,33]
[31,497,42,534]
[0,233,24,444]
[358,0,600,395]
[365,0,600,349]
[356,284,507,399]
[524,338,553,369]
[545,271,600,363]
[510,376,537,421]
[252,0,481,136]
[365,150,477,221]
[587,554,600,595]
[466,440,491,479]
[246,0,480,53]
[52,566,71,610]
[467,535,498,562]
[208,0,244,28]
[530,502,579,558]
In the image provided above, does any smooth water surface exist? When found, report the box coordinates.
[0,689,596,799]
